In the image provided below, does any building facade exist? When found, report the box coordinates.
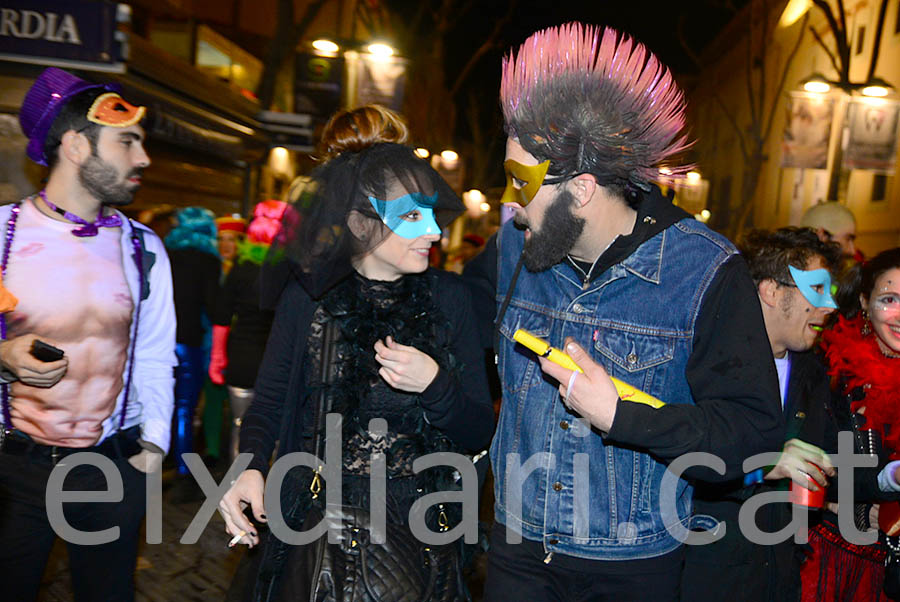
[689,0,900,254]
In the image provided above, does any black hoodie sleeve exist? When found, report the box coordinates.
[418,271,495,451]
[606,255,786,482]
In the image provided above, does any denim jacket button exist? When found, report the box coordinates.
[552,482,563,491]
[572,303,586,313]
[548,538,559,545]
[626,353,638,365]
[559,420,569,430]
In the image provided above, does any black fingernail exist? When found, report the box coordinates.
[251,532,257,537]
[260,514,267,519]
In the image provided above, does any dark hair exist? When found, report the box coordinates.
[835,247,900,318]
[739,227,843,286]
[43,88,105,171]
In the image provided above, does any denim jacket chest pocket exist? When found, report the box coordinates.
[592,326,677,395]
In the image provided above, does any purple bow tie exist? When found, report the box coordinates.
[39,190,122,237]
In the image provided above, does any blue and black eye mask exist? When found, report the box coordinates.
[367,191,441,239]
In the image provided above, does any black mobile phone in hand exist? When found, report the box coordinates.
[30,339,65,362]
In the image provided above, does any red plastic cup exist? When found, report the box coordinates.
[789,466,826,508]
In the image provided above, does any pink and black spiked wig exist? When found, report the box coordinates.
[501,23,691,195]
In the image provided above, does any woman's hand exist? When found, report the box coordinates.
[218,469,266,548]
[374,336,439,393]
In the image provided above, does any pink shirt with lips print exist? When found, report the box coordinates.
[4,199,133,447]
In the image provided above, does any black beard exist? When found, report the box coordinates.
[78,154,141,207]
[521,189,585,272]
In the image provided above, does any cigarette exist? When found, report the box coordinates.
[229,531,247,546]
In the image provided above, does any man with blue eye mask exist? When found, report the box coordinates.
[683,227,844,601]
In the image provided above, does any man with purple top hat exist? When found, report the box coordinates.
[0,67,176,600]
[463,23,783,600]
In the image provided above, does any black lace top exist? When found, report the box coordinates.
[306,272,457,478]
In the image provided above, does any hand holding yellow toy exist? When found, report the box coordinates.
[513,329,665,409]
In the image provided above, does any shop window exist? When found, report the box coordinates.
[149,21,192,62]
[195,25,261,95]
[856,26,866,55]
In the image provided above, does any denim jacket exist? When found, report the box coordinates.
[492,217,741,560]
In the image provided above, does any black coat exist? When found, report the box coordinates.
[167,247,221,347]
[681,350,836,602]
[212,260,274,389]
[238,268,495,477]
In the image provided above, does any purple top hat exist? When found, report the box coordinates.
[19,67,119,166]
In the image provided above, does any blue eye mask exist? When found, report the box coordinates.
[368,192,441,239]
[789,265,837,309]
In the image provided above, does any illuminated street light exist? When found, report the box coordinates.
[862,85,890,97]
[312,39,339,53]
[367,43,394,57]
[440,150,459,169]
[462,189,485,217]
[686,170,702,184]
[861,77,893,97]
[658,167,672,175]
[414,148,430,159]
[269,146,291,175]
[700,209,711,220]
[778,0,810,28]
[465,189,485,203]
[802,73,831,94]
[480,202,491,213]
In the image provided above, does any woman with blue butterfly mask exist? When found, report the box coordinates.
[220,139,493,602]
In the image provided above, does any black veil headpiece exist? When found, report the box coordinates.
[267,143,463,301]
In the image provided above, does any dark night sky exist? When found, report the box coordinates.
[427,0,749,187]
[463,1,743,75]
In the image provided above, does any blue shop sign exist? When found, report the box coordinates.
[0,0,124,72]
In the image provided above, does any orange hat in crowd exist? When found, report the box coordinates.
[216,216,247,234]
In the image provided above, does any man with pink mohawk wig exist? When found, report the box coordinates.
[464,23,783,600]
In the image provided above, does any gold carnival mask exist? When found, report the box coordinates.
[500,159,551,206]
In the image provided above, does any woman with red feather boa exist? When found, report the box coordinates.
[801,248,900,601]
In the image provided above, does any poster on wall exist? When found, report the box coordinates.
[843,98,900,173]
[781,93,834,169]
[347,53,407,111]
[294,53,343,120]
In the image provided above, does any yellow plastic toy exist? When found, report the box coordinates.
[512,329,666,409]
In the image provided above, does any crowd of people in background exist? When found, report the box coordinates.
[2,20,900,602]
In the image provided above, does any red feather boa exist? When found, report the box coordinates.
[821,315,900,458]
